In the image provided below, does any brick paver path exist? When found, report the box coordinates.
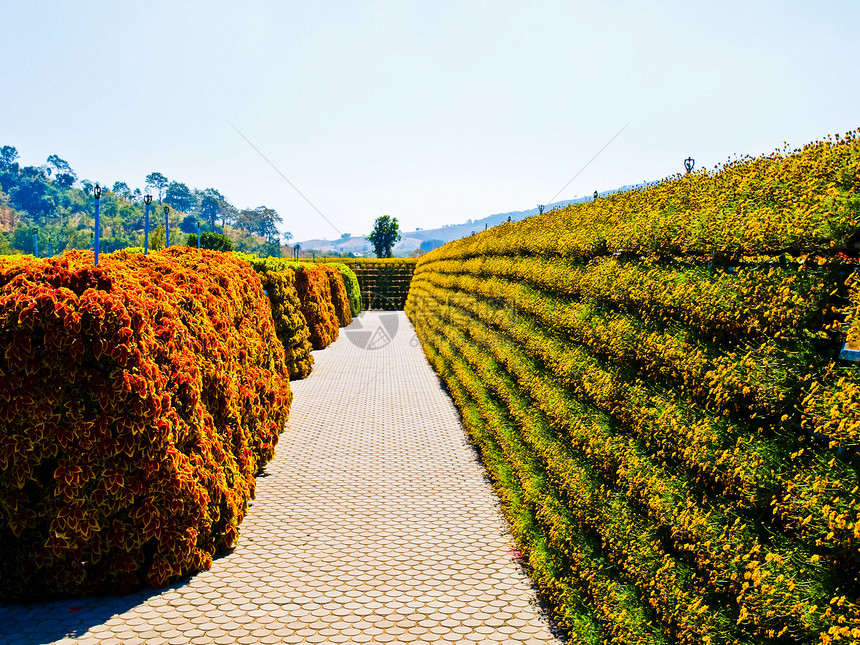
[0,311,563,644]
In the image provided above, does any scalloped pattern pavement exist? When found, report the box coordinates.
[0,311,563,644]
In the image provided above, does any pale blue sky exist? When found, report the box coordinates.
[2,1,858,241]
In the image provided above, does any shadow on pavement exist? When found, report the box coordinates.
[0,577,190,644]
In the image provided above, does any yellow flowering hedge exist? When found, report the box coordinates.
[406,131,860,644]
[0,249,291,600]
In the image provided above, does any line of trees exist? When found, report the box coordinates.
[0,145,292,257]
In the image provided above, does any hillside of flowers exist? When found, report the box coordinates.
[406,131,860,644]
[0,249,292,600]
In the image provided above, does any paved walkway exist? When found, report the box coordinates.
[0,312,563,644]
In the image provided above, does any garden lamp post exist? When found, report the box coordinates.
[594,190,599,200]
[538,204,544,216]
[94,183,102,265]
[196,221,201,249]
[684,157,695,174]
[47,235,51,257]
[33,229,38,257]
[164,206,170,248]
[144,194,152,254]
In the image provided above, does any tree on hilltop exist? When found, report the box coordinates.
[366,215,401,258]
[145,172,168,203]
[165,181,196,213]
[0,146,19,171]
[198,187,230,229]
[235,205,283,242]
[112,181,131,199]
[46,154,76,188]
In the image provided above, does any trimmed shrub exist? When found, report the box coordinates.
[235,254,339,351]
[318,264,353,327]
[328,262,361,317]
[294,265,339,349]
[257,268,313,380]
[0,248,291,601]
[186,232,234,252]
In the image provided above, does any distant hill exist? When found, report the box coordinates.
[298,185,643,256]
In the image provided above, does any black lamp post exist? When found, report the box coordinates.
[164,206,170,248]
[197,221,201,249]
[94,183,102,265]
[684,157,695,174]
[144,194,152,255]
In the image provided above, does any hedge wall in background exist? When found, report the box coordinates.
[406,132,860,644]
[0,248,291,600]
[334,258,416,310]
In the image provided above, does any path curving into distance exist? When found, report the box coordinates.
[0,311,563,645]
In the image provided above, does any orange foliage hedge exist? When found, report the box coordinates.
[294,264,340,350]
[0,248,291,601]
[318,263,353,327]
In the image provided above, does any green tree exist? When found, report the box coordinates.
[145,172,168,203]
[0,146,19,170]
[10,168,54,222]
[235,205,282,241]
[46,154,72,176]
[179,214,199,234]
[198,187,227,229]
[366,215,401,258]
[149,224,166,251]
[47,155,76,188]
[186,231,234,251]
[112,181,131,199]
[165,181,196,213]
[11,226,37,254]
